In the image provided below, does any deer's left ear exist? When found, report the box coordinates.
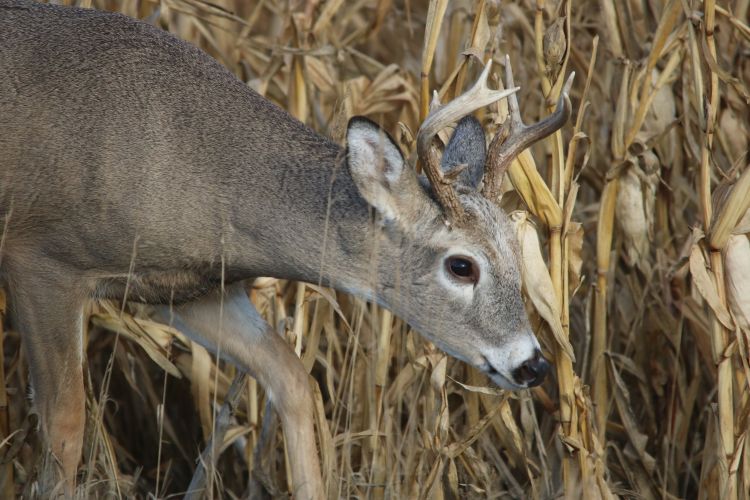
[347,117,411,221]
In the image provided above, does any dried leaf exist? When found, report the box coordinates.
[710,167,750,250]
[567,221,584,293]
[734,208,750,235]
[512,212,575,361]
[689,240,735,330]
[191,341,214,440]
[508,151,563,228]
[90,311,182,378]
[609,356,656,474]
[449,378,505,396]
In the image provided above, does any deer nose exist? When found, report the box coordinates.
[512,350,550,387]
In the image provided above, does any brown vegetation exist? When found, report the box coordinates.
[1,0,749,498]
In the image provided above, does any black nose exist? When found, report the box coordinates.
[512,350,551,387]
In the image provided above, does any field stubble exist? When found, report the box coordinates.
[0,0,749,498]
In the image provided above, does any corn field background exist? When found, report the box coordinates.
[0,0,749,498]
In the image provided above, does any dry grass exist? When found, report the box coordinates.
[1,0,749,498]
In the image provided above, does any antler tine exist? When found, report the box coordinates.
[417,61,519,155]
[482,55,574,200]
[417,59,519,224]
[429,90,442,112]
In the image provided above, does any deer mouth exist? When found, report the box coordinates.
[480,357,524,390]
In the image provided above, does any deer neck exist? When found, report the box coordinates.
[228,139,381,299]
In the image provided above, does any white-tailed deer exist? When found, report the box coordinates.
[0,0,572,497]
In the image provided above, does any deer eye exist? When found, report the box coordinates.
[446,256,479,284]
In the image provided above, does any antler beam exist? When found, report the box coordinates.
[482,55,574,201]
[417,60,518,224]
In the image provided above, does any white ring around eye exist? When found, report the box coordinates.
[437,248,486,300]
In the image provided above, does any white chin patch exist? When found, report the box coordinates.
[482,335,540,388]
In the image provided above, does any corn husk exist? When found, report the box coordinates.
[725,234,750,333]
[719,107,748,164]
[644,69,677,165]
[543,17,566,77]
[615,165,654,269]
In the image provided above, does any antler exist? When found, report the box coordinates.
[417,60,518,224]
[481,55,574,201]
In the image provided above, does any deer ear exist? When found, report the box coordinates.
[440,116,486,190]
[347,117,408,220]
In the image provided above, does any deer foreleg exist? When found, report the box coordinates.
[5,257,86,497]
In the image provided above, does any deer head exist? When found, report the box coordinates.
[345,57,572,389]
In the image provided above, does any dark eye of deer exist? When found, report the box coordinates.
[446,256,479,284]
